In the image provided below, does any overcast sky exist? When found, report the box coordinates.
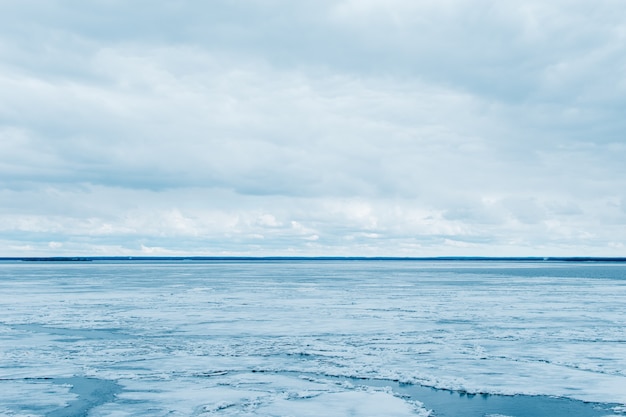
[1,0,625,257]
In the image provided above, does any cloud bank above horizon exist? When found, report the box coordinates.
[1,0,625,256]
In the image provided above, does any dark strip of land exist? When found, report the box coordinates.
[1,256,626,262]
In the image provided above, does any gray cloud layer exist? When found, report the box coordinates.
[1,1,625,256]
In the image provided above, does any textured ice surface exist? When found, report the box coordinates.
[1,260,625,416]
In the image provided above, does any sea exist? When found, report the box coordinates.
[0,259,625,416]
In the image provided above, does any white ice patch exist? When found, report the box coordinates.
[0,379,74,415]
[202,389,430,417]
[267,390,430,417]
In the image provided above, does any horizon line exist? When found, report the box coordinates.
[2,256,626,262]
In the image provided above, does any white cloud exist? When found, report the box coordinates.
[0,1,625,256]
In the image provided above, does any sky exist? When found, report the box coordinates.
[1,0,625,257]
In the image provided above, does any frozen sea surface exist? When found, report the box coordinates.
[1,260,625,416]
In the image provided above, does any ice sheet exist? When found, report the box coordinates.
[1,260,625,415]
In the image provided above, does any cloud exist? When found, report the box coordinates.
[2,44,496,196]
[0,0,625,256]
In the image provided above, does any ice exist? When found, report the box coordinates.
[250,390,429,417]
[0,379,74,415]
[1,260,625,415]
[88,373,431,416]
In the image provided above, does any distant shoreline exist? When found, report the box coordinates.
[2,256,626,262]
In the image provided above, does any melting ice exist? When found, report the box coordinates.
[1,260,625,416]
